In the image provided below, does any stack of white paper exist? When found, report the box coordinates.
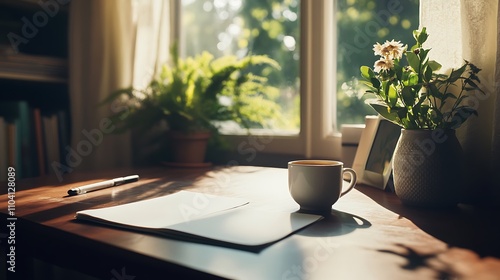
[76,191,322,248]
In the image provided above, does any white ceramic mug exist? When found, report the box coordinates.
[288,160,357,213]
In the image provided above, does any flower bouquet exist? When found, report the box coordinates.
[360,27,484,130]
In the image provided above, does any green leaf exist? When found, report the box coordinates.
[427,83,442,99]
[401,87,415,106]
[370,77,381,89]
[419,48,430,63]
[408,72,419,86]
[359,80,379,92]
[419,104,430,115]
[417,27,428,45]
[406,51,420,72]
[430,107,443,123]
[380,80,389,101]
[428,60,442,71]
[412,29,420,43]
[370,103,401,125]
[395,107,408,120]
[388,83,398,107]
[424,65,433,82]
[360,66,375,80]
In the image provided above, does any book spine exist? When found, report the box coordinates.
[0,101,68,179]
[57,110,70,167]
[42,112,61,176]
[33,108,46,176]
[6,122,16,177]
[18,101,40,178]
[0,117,7,181]
[0,101,19,175]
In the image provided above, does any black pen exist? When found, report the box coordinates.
[67,175,139,196]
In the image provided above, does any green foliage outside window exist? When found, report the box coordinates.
[182,0,300,131]
[181,0,419,129]
[336,0,419,125]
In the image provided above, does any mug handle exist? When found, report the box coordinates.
[340,168,357,197]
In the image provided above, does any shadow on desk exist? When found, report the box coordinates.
[296,210,371,238]
[356,185,500,258]
[22,173,215,223]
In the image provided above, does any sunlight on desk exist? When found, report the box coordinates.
[1,166,499,279]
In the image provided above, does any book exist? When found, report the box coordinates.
[33,108,45,176]
[15,101,36,178]
[0,102,18,174]
[6,121,16,171]
[42,113,61,175]
[0,102,64,179]
[56,110,70,167]
[0,117,7,181]
[0,101,27,178]
[76,191,322,250]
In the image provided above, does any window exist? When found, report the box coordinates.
[177,0,419,159]
[180,0,300,135]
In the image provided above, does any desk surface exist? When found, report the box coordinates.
[1,166,500,279]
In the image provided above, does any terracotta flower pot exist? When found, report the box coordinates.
[392,129,464,208]
[168,131,211,164]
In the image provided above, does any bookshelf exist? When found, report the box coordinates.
[0,0,70,180]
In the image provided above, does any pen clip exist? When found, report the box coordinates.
[114,175,139,186]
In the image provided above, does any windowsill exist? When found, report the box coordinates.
[220,128,299,137]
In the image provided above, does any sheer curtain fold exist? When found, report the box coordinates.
[68,0,170,174]
[421,0,500,202]
[495,2,500,193]
[132,0,170,89]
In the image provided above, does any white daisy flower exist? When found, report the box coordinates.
[374,58,394,72]
[381,39,405,59]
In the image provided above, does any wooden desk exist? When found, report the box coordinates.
[1,166,500,279]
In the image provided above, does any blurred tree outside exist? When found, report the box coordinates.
[181,0,300,132]
[180,0,419,131]
[336,0,419,125]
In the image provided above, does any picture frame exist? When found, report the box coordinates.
[352,115,401,190]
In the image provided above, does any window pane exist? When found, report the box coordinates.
[336,0,419,126]
[180,0,300,134]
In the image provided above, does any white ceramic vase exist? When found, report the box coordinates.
[392,129,464,208]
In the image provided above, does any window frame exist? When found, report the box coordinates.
[300,0,341,159]
[176,0,342,161]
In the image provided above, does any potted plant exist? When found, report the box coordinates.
[360,27,484,207]
[103,45,282,165]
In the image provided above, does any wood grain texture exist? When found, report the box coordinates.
[1,165,499,279]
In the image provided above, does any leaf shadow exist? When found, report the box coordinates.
[356,185,500,258]
[377,243,456,279]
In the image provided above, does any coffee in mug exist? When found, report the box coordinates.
[288,160,357,214]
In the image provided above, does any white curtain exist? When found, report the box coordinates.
[68,0,171,173]
[421,0,500,202]
[35,1,170,277]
